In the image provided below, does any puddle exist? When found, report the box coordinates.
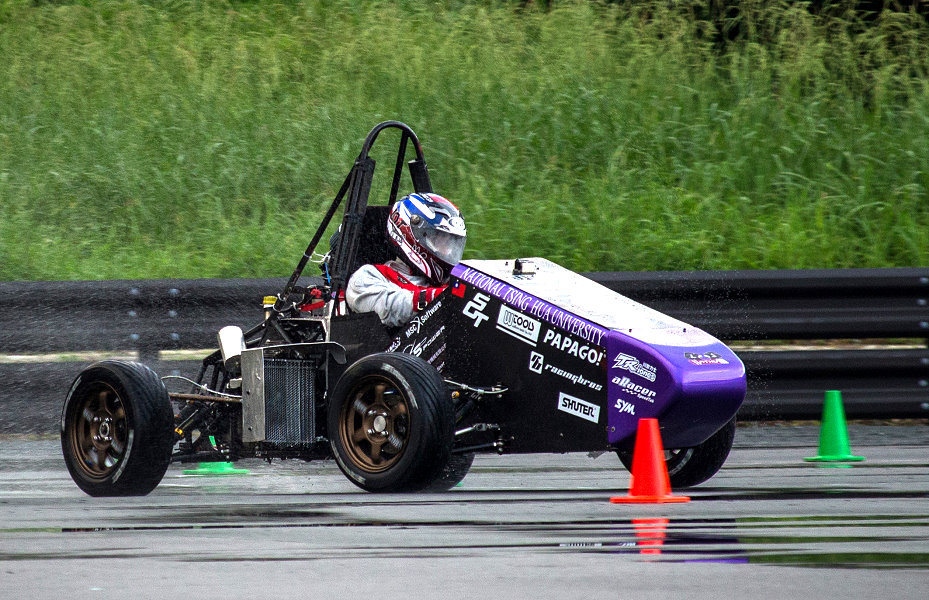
[693,489,929,502]
[5,514,928,570]
[548,515,929,569]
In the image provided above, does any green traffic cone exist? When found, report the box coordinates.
[183,462,249,475]
[804,390,865,462]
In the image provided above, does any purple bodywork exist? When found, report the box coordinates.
[452,259,746,448]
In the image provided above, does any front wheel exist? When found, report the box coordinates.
[61,361,175,496]
[617,418,736,488]
[423,452,475,491]
[328,352,455,492]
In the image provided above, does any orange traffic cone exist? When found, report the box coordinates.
[611,418,690,504]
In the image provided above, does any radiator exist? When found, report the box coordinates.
[242,348,317,444]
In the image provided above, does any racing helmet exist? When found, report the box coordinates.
[387,193,466,283]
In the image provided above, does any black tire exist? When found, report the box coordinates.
[328,352,454,492]
[423,452,475,491]
[61,361,175,497]
[617,418,736,488]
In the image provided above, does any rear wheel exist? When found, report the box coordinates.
[617,418,736,488]
[61,361,175,496]
[328,352,454,492]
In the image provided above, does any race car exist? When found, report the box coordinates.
[61,121,747,496]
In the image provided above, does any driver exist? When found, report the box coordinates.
[346,192,467,327]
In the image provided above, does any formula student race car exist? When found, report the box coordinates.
[61,122,747,496]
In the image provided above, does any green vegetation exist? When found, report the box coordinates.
[0,0,927,280]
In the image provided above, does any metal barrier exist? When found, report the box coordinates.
[1,268,927,434]
[593,267,929,420]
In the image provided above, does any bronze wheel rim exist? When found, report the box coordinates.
[67,383,129,480]
[338,377,410,473]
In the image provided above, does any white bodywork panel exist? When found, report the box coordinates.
[460,258,718,347]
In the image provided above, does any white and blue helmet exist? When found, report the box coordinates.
[387,193,466,283]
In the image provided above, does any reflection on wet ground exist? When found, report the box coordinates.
[2,433,929,576]
[555,515,929,569]
[5,508,929,569]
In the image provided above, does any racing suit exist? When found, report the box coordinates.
[345,260,446,327]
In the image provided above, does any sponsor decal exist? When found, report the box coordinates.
[457,267,508,298]
[496,305,541,346]
[527,352,603,392]
[685,351,730,366]
[403,325,446,358]
[614,397,636,415]
[557,392,601,423]
[541,330,604,366]
[612,376,657,403]
[546,364,603,392]
[456,266,605,346]
[530,304,605,347]
[612,352,657,382]
[462,292,490,328]
[403,300,442,337]
[427,343,446,365]
[529,351,545,374]
[501,287,534,312]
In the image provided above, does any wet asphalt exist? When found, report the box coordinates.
[1,423,927,599]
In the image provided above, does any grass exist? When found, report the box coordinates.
[0,0,927,281]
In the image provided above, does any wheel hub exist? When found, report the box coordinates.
[95,418,114,443]
[340,379,410,473]
[364,408,392,440]
[371,414,388,434]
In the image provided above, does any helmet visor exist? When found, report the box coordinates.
[419,228,466,267]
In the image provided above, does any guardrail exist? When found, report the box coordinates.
[2,268,927,434]
[593,268,929,421]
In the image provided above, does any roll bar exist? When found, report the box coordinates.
[269,121,433,333]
